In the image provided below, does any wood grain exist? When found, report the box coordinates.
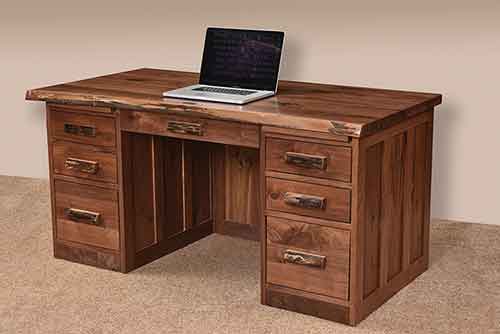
[266,177,351,222]
[27,68,442,137]
[362,142,383,298]
[225,147,260,228]
[54,180,119,250]
[266,217,350,300]
[184,140,213,226]
[214,145,261,241]
[52,140,117,184]
[121,132,215,271]
[350,111,434,324]
[380,133,406,283]
[266,284,350,324]
[120,109,260,148]
[54,239,121,271]
[155,137,186,237]
[266,137,352,182]
[49,107,117,147]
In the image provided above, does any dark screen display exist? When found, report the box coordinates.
[199,28,284,91]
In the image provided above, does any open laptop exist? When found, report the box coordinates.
[163,27,285,105]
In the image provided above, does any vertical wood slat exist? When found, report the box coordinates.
[422,118,434,265]
[129,133,157,252]
[158,137,184,239]
[225,146,260,227]
[381,134,406,283]
[213,145,226,234]
[402,127,416,270]
[410,123,428,262]
[183,141,193,231]
[121,132,135,270]
[349,137,362,323]
[185,141,213,226]
[362,143,383,298]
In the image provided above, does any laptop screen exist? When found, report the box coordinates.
[199,28,284,92]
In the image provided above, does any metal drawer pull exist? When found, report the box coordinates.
[65,157,99,174]
[64,208,101,225]
[283,250,326,269]
[284,152,327,170]
[283,192,326,210]
[167,121,203,136]
[64,123,96,137]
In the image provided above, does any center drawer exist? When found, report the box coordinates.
[54,180,119,250]
[120,110,260,148]
[266,216,350,300]
[266,177,351,222]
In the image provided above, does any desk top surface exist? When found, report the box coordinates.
[26,68,441,137]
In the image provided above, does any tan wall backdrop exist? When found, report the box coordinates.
[1,0,499,225]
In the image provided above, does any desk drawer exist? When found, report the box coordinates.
[50,109,117,147]
[121,110,260,148]
[266,216,350,300]
[266,138,352,182]
[52,141,117,183]
[54,180,119,250]
[266,177,351,222]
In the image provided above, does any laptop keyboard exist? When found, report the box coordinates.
[193,87,257,96]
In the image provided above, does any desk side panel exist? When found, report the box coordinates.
[351,110,434,324]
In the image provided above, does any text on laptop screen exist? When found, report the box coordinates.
[199,28,284,92]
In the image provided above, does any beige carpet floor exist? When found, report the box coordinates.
[0,175,499,334]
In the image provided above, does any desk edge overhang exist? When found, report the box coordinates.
[25,86,442,139]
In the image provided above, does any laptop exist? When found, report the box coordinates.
[163,27,285,105]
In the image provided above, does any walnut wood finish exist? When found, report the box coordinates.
[27,68,441,137]
[121,133,214,271]
[348,110,434,324]
[266,217,350,300]
[266,137,352,182]
[224,146,261,239]
[266,177,351,222]
[120,109,260,148]
[28,69,440,326]
[49,106,117,147]
[266,284,350,323]
[54,240,121,271]
[52,140,117,183]
[54,180,119,250]
[213,146,261,241]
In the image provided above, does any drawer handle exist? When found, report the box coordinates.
[64,208,101,225]
[284,152,327,170]
[283,250,326,269]
[65,157,99,174]
[283,192,326,210]
[64,123,96,137]
[167,121,203,136]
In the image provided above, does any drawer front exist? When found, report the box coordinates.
[54,180,119,250]
[266,217,350,299]
[266,177,351,222]
[52,141,117,183]
[266,138,352,182]
[121,110,260,148]
[50,110,117,147]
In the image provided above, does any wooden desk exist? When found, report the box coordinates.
[26,68,441,325]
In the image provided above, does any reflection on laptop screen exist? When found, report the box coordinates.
[199,28,284,91]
